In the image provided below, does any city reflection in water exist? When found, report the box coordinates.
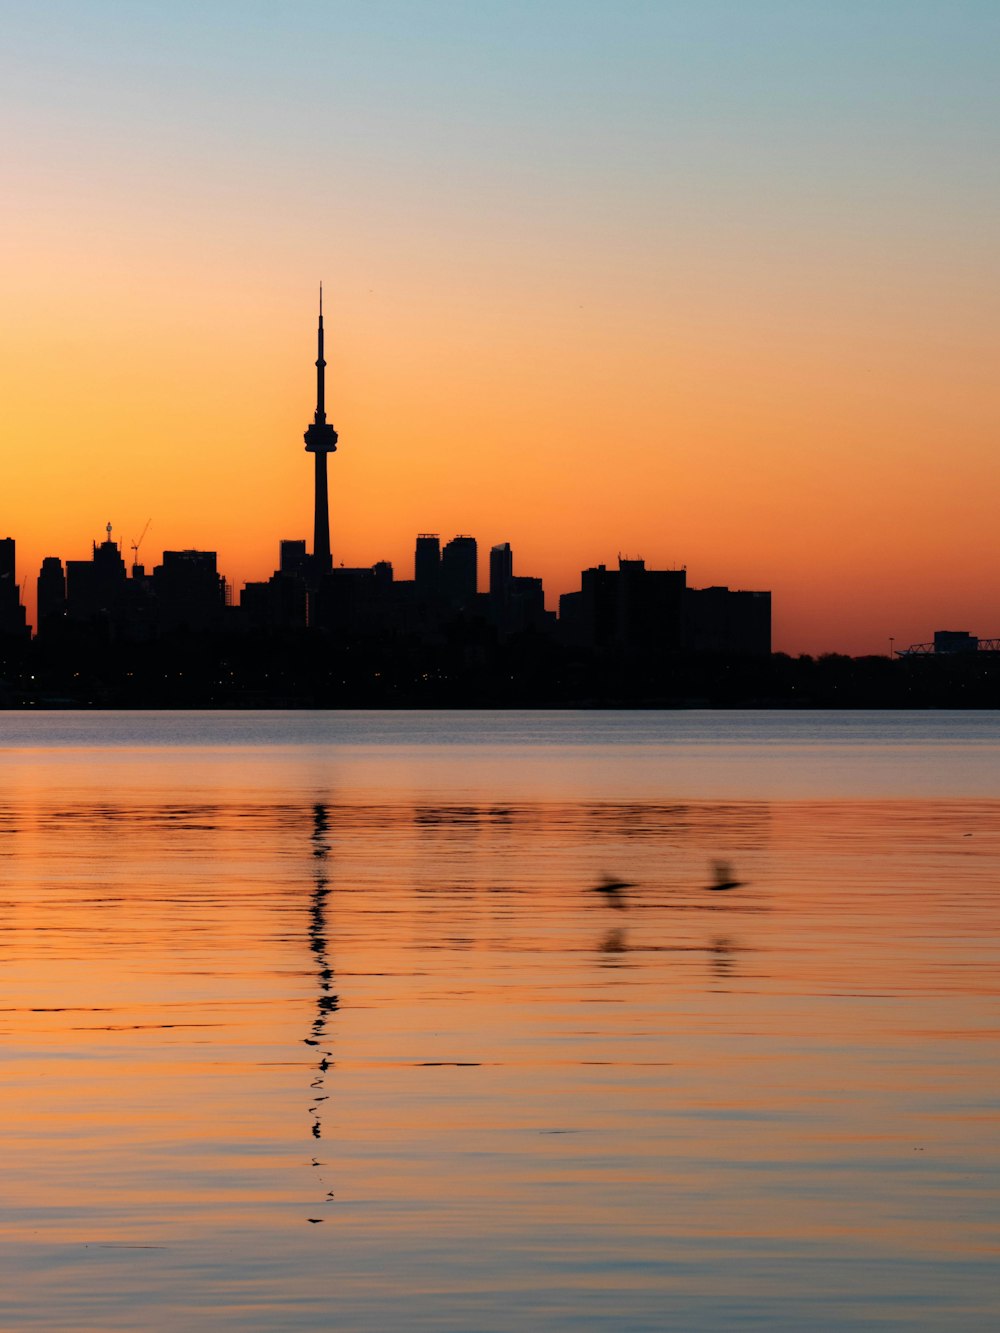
[0,723,999,1332]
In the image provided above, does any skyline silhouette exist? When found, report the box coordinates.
[6,292,999,689]
[4,281,993,659]
[1,300,772,668]
[3,297,996,687]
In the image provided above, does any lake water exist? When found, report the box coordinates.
[1,711,998,1330]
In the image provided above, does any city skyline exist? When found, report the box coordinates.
[0,288,984,656]
[5,3,999,655]
[1,301,773,676]
[8,286,993,657]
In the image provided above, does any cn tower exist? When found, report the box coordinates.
[303,286,338,576]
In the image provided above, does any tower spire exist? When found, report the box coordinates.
[315,284,326,423]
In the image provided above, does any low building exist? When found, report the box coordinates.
[685,586,771,657]
[560,558,686,654]
[560,558,770,657]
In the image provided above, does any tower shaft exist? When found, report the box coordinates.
[313,451,331,570]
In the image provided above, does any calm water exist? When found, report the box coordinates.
[1,711,998,1330]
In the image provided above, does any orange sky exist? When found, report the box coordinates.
[4,3,999,654]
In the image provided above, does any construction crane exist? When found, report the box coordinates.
[130,519,151,573]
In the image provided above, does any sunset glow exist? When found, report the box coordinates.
[4,3,999,654]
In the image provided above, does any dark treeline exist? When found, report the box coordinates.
[1,626,998,709]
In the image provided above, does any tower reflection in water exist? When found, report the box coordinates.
[305,802,337,1215]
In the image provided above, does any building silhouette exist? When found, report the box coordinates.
[489,543,513,601]
[242,547,308,632]
[36,556,67,633]
[152,549,227,633]
[313,560,396,637]
[685,585,771,656]
[65,525,128,628]
[560,558,686,654]
[440,535,477,612]
[34,525,225,643]
[414,534,440,600]
[280,540,309,578]
[0,538,29,640]
[560,557,769,657]
[487,541,550,638]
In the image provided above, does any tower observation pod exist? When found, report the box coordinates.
[303,285,338,575]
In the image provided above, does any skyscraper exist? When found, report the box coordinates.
[441,535,477,610]
[153,550,226,633]
[489,542,513,602]
[280,539,308,577]
[65,526,128,625]
[303,287,338,578]
[0,538,15,589]
[415,534,441,597]
[37,556,67,630]
[0,538,28,639]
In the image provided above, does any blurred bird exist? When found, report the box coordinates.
[592,873,633,908]
[707,859,742,891]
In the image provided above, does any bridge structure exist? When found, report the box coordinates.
[897,636,1000,657]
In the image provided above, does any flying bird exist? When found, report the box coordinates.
[707,859,743,891]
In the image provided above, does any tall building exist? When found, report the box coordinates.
[0,538,28,639]
[441,535,477,610]
[66,526,128,625]
[414,534,441,597]
[489,543,513,602]
[486,541,550,638]
[280,539,309,577]
[303,287,338,579]
[152,550,226,633]
[36,556,67,631]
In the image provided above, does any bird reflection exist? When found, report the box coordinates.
[592,873,633,958]
[708,935,739,979]
[306,802,338,1214]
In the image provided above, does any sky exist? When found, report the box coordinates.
[3,0,999,654]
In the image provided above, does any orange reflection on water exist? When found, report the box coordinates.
[1,742,999,1328]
